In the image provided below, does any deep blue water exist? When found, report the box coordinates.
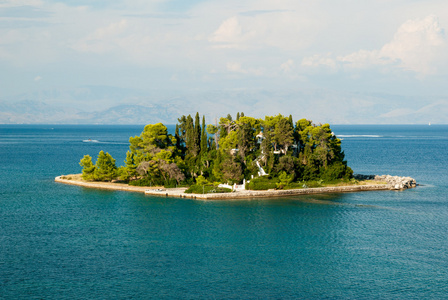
[1,124,447,299]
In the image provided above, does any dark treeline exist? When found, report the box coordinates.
[80,113,353,189]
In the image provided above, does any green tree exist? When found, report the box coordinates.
[206,124,219,150]
[175,124,181,149]
[221,156,243,183]
[273,117,294,154]
[79,113,353,186]
[276,155,295,174]
[184,114,197,157]
[129,135,145,163]
[94,151,117,181]
[79,155,96,181]
[235,116,260,161]
[141,123,173,152]
[262,114,284,151]
[288,114,293,128]
[219,116,237,136]
[219,130,238,152]
[118,151,138,181]
[159,160,186,184]
[200,115,208,155]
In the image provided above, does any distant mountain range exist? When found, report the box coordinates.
[1,87,447,124]
[0,101,183,124]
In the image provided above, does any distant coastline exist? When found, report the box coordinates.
[55,174,416,200]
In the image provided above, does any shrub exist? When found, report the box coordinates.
[247,176,278,190]
[128,177,178,187]
[195,175,209,185]
[129,177,157,187]
[276,171,294,189]
[320,162,353,181]
[284,182,304,189]
[305,180,324,188]
[184,184,231,194]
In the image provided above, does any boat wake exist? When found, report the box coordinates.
[82,139,100,143]
[82,140,128,145]
[337,135,382,138]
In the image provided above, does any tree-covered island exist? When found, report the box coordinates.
[79,113,353,193]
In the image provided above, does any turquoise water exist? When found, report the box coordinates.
[1,124,447,299]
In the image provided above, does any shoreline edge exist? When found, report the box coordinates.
[55,174,417,200]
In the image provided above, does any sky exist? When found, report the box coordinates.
[1,0,448,123]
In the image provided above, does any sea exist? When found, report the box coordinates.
[0,124,447,299]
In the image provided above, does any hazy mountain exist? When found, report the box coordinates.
[76,104,185,124]
[0,99,83,124]
[1,87,447,124]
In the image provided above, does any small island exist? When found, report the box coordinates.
[56,113,417,199]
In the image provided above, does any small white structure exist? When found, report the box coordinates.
[256,132,265,144]
[256,160,268,176]
[218,179,248,191]
[230,148,239,155]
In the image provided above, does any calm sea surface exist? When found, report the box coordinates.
[1,124,447,299]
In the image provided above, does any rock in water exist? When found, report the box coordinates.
[373,175,417,190]
[353,174,417,190]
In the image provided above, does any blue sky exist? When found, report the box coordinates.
[1,0,448,123]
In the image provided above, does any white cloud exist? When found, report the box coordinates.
[226,62,264,76]
[337,50,385,68]
[380,15,446,74]
[72,19,129,54]
[226,62,243,72]
[301,54,337,69]
[34,75,42,81]
[209,16,242,47]
[303,15,447,75]
[93,19,128,40]
[0,0,43,8]
[208,8,317,51]
[280,59,294,72]
[2,0,448,109]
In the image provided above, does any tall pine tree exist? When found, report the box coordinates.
[193,112,201,156]
[200,115,208,155]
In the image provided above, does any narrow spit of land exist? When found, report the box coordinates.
[55,174,415,200]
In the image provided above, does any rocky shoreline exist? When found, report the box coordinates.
[55,174,417,200]
[353,174,417,190]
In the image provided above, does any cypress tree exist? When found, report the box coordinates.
[186,114,194,154]
[194,112,201,156]
[175,124,180,148]
[201,115,208,154]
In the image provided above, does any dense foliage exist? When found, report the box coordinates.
[80,113,353,189]
[79,150,117,181]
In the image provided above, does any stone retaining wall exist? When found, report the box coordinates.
[55,174,417,200]
[149,184,393,200]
